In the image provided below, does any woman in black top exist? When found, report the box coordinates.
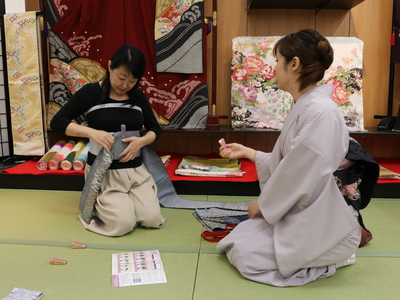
[51,44,165,236]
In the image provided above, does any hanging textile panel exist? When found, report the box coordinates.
[0,18,11,158]
[4,12,46,156]
[231,36,365,132]
[45,0,208,130]
[155,0,204,74]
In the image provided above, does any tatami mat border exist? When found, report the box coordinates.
[1,238,400,258]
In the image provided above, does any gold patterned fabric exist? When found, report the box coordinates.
[4,12,46,155]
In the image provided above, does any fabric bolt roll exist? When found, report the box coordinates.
[73,142,90,170]
[61,141,86,170]
[48,140,76,170]
[37,140,65,170]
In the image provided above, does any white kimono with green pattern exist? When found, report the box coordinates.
[217,85,361,287]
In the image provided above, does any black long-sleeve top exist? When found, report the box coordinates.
[50,82,161,169]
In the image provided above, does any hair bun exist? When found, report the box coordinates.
[317,40,334,69]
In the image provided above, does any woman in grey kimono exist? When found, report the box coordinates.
[217,29,361,287]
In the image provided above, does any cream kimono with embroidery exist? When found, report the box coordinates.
[217,85,361,286]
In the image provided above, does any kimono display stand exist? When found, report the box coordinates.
[205,0,228,131]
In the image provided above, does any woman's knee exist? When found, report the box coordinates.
[139,213,166,229]
[108,219,137,236]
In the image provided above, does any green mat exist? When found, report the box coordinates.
[0,189,399,299]
[0,244,197,300]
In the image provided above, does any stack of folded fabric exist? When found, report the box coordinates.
[379,165,400,180]
[175,156,243,178]
[160,155,171,167]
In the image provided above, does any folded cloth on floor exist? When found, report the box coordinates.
[194,206,249,231]
[2,287,43,300]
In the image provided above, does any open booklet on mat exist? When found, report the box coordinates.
[175,156,243,178]
[112,250,167,287]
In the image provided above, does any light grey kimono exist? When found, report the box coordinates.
[216,85,361,287]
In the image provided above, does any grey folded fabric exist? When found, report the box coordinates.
[79,148,113,224]
[193,207,249,231]
[2,288,43,300]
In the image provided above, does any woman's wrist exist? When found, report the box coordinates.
[245,147,257,162]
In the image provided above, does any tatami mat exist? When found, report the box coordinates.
[357,198,400,254]
[0,189,399,299]
[0,244,198,300]
[194,255,400,300]
[0,189,205,251]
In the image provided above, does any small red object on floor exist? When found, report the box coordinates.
[201,224,236,242]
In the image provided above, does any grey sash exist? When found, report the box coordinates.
[141,145,250,210]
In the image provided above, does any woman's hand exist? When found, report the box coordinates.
[219,143,247,159]
[219,143,256,162]
[118,136,144,163]
[88,130,115,151]
[248,200,260,218]
[65,123,115,150]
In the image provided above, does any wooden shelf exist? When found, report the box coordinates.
[161,126,229,134]
[247,0,365,10]
[160,125,280,134]
[160,126,400,136]
[350,127,400,136]
[47,126,399,158]
[48,125,399,137]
